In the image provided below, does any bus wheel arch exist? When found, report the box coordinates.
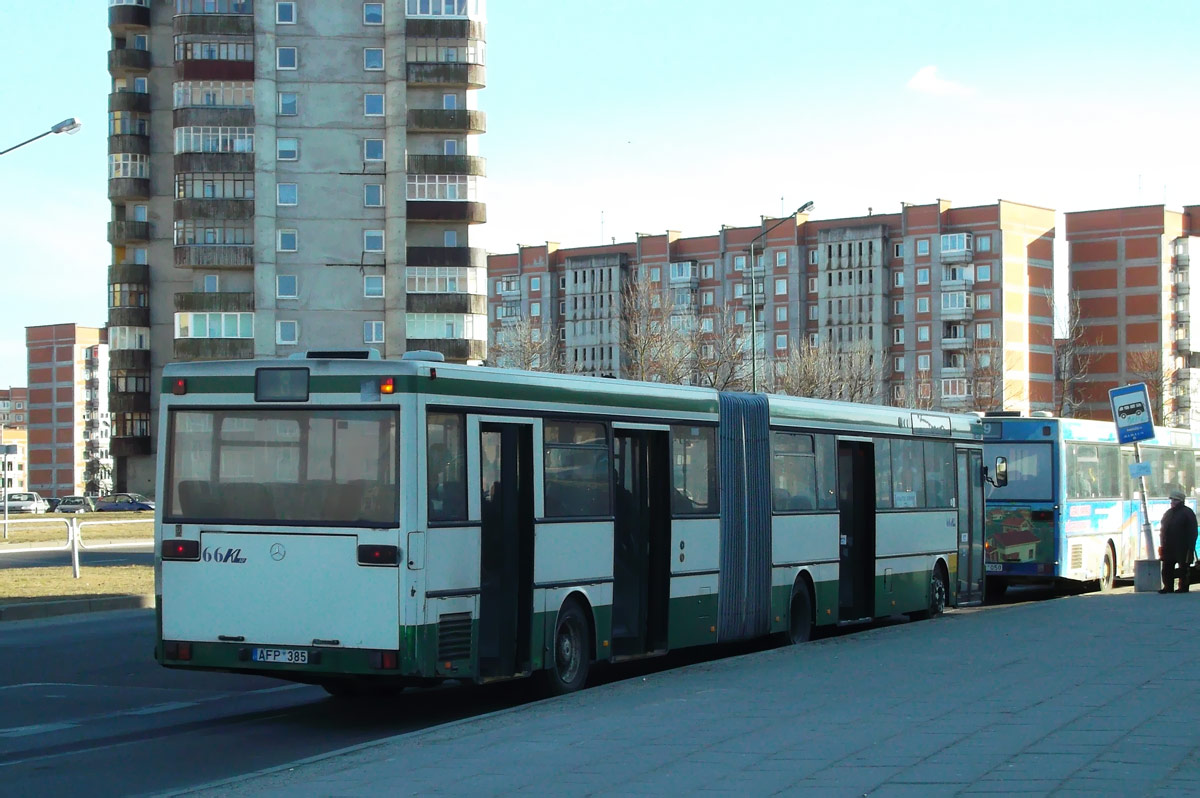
[910,559,949,621]
[542,593,593,696]
[786,572,815,644]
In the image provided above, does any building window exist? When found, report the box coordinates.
[364,184,384,207]
[276,2,296,23]
[277,274,297,298]
[807,277,816,293]
[364,230,385,252]
[893,243,903,258]
[364,321,385,344]
[109,153,150,179]
[809,333,819,346]
[277,137,298,160]
[808,305,818,320]
[734,284,745,299]
[276,183,298,206]
[174,172,255,200]
[364,275,384,297]
[363,2,384,24]
[406,267,482,295]
[172,81,254,109]
[775,278,787,295]
[276,320,298,345]
[917,354,930,371]
[406,174,479,201]
[700,291,713,306]
[276,46,297,70]
[977,264,991,281]
[808,250,818,265]
[173,220,253,245]
[530,302,541,317]
[203,274,219,292]
[894,356,905,372]
[364,93,385,116]
[916,239,929,256]
[776,251,787,267]
[894,299,904,316]
[700,317,713,333]
[277,229,298,252]
[702,263,714,279]
[364,138,385,161]
[530,276,541,291]
[174,313,253,339]
[976,235,991,253]
[917,325,930,342]
[733,255,746,271]
[444,230,457,247]
[775,306,787,322]
[976,292,992,311]
[406,313,487,340]
[364,48,384,70]
[893,271,904,287]
[776,334,787,350]
[278,92,298,115]
[443,93,457,110]
[942,292,972,310]
[976,322,992,339]
[941,378,972,398]
[893,328,904,345]
[940,233,972,253]
[916,268,929,285]
[917,296,929,313]
[735,310,747,324]
[173,126,255,154]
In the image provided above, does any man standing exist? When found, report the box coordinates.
[1159,490,1199,594]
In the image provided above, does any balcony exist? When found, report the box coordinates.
[406,154,487,177]
[406,338,486,364]
[940,301,974,322]
[1177,309,1191,324]
[109,307,150,327]
[109,2,150,31]
[110,392,151,413]
[174,198,254,220]
[1175,338,1192,354]
[1176,280,1190,296]
[174,338,254,361]
[172,14,254,37]
[109,263,149,284]
[940,276,974,291]
[108,177,151,201]
[408,109,487,134]
[408,294,486,315]
[110,436,151,458]
[110,350,150,371]
[174,152,254,173]
[174,245,254,268]
[406,200,486,224]
[173,107,255,128]
[405,19,486,38]
[107,47,151,75]
[407,246,486,269]
[941,365,967,378]
[108,90,150,113]
[174,292,255,312]
[941,336,970,350]
[406,63,486,89]
[107,220,151,245]
[940,248,974,265]
[108,133,150,156]
[497,281,521,297]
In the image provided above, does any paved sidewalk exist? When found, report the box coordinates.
[173,588,1200,797]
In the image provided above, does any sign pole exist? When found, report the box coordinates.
[1133,440,1154,560]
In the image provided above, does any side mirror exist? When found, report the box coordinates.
[993,456,1008,488]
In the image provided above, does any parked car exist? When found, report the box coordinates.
[4,492,50,514]
[94,493,155,512]
[55,495,96,514]
[45,498,61,512]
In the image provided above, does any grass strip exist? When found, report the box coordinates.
[0,564,153,605]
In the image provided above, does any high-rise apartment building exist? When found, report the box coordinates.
[0,388,29,429]
[106,0,488,493]
[26,325,112,498]
[488,200,1056,412]
[1066,204,1198,428]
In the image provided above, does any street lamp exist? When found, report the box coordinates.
[0,117,82,157]
[748,200,814,392]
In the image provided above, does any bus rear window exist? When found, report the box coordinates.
[984,442,1053,502]
[166,408,398,526]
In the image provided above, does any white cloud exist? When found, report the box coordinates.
[906,65,973,97]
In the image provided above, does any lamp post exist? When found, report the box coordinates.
[748,200,814,392]
[0,117,82,156]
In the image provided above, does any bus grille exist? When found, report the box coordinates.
[1070,544,1083,570]
[437,612,473,662]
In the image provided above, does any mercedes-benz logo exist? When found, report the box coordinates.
[270,543,286,561]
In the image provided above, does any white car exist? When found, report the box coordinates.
[5,492,49,514]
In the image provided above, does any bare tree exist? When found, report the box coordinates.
[1053,294,1093,417]
[1127,348,1175,424]
[620,276,689,383]
[772,340,884,403]
[687,304,750,391]
[489,315,563,373]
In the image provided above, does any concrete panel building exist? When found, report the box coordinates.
[106,0,488,493]
[1066,204,1198,428]
[488,199,1056,412]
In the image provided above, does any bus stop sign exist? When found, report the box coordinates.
[1108,383,1155,444]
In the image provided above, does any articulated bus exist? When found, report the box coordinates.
[982,414,1200,594]
[155,351,989,696]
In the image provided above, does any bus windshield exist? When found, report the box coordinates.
[165,408,398,526]
[985,442,1054,502]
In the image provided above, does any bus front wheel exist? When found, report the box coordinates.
[542,600,590,696]
[910,565,948,621]
[1099,546,1115,592]
[786,584,813,644]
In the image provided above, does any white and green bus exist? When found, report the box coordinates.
[155,351,989,695]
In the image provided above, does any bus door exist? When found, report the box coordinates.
[956,448,985,605]
[837,439,876,621]
[611,428,671,658]
[478,422,534,679]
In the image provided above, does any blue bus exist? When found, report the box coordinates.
[981,414,1200,594]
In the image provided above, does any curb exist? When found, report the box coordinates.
[0,594,155,622]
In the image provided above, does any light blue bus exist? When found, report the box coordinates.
[981,414,1200,595]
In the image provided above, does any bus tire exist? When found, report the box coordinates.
[985,577,1008,601]
[909,563,948,621]
[1099,545,1115,593]
[786,582,814,645]
[542,599,590,696]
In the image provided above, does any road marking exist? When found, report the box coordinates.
[0,721,79,738]
[125,701,198,715]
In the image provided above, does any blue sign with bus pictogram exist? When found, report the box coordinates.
[1108,383,1155,444]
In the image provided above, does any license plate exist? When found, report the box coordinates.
[252,647,309,664]
[985,563,1004,573]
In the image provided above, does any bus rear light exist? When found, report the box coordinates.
[369,650,399,670]
[357,544,398,566]
[164,641,192,661]
[162,539,200,560]
[1031,510,1053,521]
[380,377,395,394]
[172,378,187,395]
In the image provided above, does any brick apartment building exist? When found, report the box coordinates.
[26,325,112,498]
[1066,204,1199,429]
[106,0,488,493]
[488,199,1056,412]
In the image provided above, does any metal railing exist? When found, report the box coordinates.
[0,516,153,578]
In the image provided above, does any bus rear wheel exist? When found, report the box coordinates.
[542,600,590,696]
[1099,546,1115,592]
[786,584,813,644]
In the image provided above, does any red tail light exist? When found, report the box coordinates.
[357,544,398,566]
[380,377,395,394]
[162,539,200,560]
[369,650,399,670]
[172,378,187,395]
[164,641,193,661]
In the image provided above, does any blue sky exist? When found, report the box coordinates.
[1,0,1197,388]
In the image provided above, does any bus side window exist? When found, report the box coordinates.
[544,420,609,518]
[427,412,466,523]
[923,441,954,508]
[814,435,837,510]
[769,431,816,513]
[891,438,925,509]
[874,439,892,509]
[670,425,718,515]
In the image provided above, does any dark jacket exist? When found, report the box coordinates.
[1161,503,1199,560]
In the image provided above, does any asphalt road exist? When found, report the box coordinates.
[0,543,154,570]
